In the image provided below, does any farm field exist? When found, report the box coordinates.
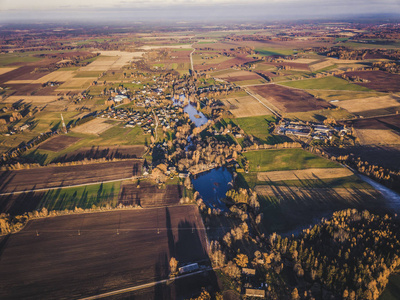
[72,118,118,135]
[119,181,181,207]
[31,70,76,84]
[24,125,150,165]
[0,181,121,215]
[56,78,95,90]
[335,95,400,116]
[344,71,400,92]
[0,206,209,299]
[226,115,292,145]
[52,145,145,163]
[248,84,332,113]
[279,76,371,91]
[78,55,119,71]
[0,159,142,193]
[257,167,353,181]
[339,115,400,145]
[355,129,400,145]
[309,59,334,71]
[39,135,81,152]
[323,145,400,171]
[284,108,354,123]
[221,94,273,118]
[256,184,386,234]
[243,149,340,173]
[1,95,59,104]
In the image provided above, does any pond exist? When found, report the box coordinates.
[191,167,233,212]
[173,95,208,127]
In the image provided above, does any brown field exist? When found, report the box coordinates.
[39,135,81,152]
[264,61,310,71]
[0,206,209,299]
[217,70,263,82]
[4,83,45,96]
[339,115,400,145]
[323,145,400,171]
[194,55,257,72]
[0,59,58,84]
[4,80,36,84]
[345,71,400,92]
[335,95,400,115]
[79,55,119,72]
[0,67,18,75]
[309,60,334,72]
[0,159,142,193]
[32,70,76,84]
[1,95,59,104]
[285,58,318,64]
[222,95,272,117]
[56,78,95,90]
[355,129,400,145]
[71,118,117,135]
[249,84,332,113]
[0,191,46,215]
[52,145,145,163]
[340,114,400,130]
[119,181,181,207]
[257,168,353,181]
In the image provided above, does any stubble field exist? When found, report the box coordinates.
[0,206,208,299]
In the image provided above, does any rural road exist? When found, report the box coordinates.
[78,267,215,300]
[190,45,195,71]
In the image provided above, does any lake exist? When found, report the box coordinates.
[191,167,233,211]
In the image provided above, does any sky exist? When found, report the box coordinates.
[0,0,399,23]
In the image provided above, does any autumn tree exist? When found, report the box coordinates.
[169,257,179,277]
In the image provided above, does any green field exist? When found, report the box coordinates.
[37,181,121,211]
[307,89,385,101]
[22,123,150,165]
[255,48,294,57]
[0,54,42,67]
[233,79,266,86]
[243,149,339,172]
[279,77,371,91]
[227,115,291,145]
[73,71,102,78]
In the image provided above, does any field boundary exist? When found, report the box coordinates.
[0,176,142,197]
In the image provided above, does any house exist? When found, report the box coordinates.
[113,95,128,103]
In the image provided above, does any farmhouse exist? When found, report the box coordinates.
[113,94,128,104]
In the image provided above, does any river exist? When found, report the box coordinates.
[173,95,208,127]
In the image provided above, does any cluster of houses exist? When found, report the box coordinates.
[276,121,349,140]
[99,105,185,134]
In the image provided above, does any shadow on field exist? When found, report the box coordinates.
[260,174,389,234]
[147,207,218,300]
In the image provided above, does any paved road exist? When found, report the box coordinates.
[78,268,214,300]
